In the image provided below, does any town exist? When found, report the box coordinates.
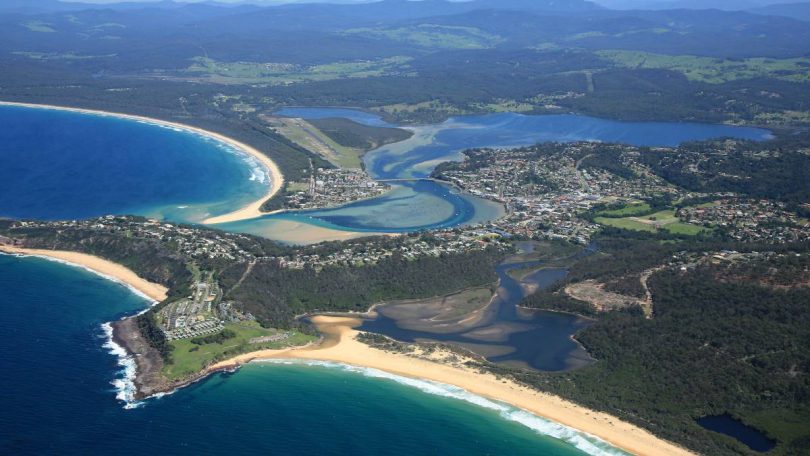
[4,215,511,271]
[283,168,390,210]
[432,142,809,244]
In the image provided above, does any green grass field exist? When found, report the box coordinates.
[599,50,810,84]
[596,209,708,236]
[184,56,411,85]
[273,118,365,169]
[163,322,315,380]
[597,202,652,217]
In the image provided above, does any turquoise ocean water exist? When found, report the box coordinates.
[0,105,268,223]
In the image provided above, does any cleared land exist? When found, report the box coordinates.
[265,116,364,168]
[182,56,411,85]
[163,322,314,380]
[599,50,810,84]
[565,280,645,314]
[309,118,412,151]
[343,24,503,49]
[595,207,707,236]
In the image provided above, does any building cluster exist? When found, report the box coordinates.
[272,229,509,270]
[12,216,257,262]
[6,215,508,273]
[159,279,255,340]
[678,199,810,243]
[436,144,680,243]
[285,168,390,209]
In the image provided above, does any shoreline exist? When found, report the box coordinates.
[0,101,284,225]
[0,247,690,454]
[0,245,168,302]
[207,315,696,456]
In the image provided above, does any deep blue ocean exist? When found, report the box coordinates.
[0,105,268,223]
[0,254,624,456]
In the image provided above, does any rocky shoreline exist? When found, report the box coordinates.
[110,317,227,400]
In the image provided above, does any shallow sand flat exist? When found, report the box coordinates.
[223,218,397,245]
[211,316,696,456]
[0,101,283,225]
[0,245,168,302]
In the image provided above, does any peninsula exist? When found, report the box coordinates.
[0,244,168,302]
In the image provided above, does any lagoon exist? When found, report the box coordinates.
[227,109,770,241]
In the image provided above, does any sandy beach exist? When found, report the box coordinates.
[0,245,168,302]
[0,101,283,225]
[211,315,696,456]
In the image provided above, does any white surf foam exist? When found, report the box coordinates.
[2,252,159,409]
[100,322,144,410]
[256,359,628,455]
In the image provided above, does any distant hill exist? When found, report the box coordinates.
[749,2,810,21]
[593,0,807,10]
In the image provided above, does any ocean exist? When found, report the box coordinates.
[0,104,268,223]
[0,254,622,455]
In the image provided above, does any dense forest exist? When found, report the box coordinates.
[2,0,810,133]
[640,135,810,206]
[219,247,504,329]
[509,243,810,455]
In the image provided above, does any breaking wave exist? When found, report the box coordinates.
[257,359,628,456]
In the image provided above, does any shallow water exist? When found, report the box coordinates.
[360,244,596,371]
[697,414,776,452]
[247,108,771,240]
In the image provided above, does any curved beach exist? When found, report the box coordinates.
[211,316,696,456]
[0,245,168,302]
[0,101,283,225]
[0,241,693,455]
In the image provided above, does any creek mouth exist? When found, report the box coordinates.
[358,242,597,372]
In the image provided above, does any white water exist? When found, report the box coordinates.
[100,323,144,410]
[257,359,629,456]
